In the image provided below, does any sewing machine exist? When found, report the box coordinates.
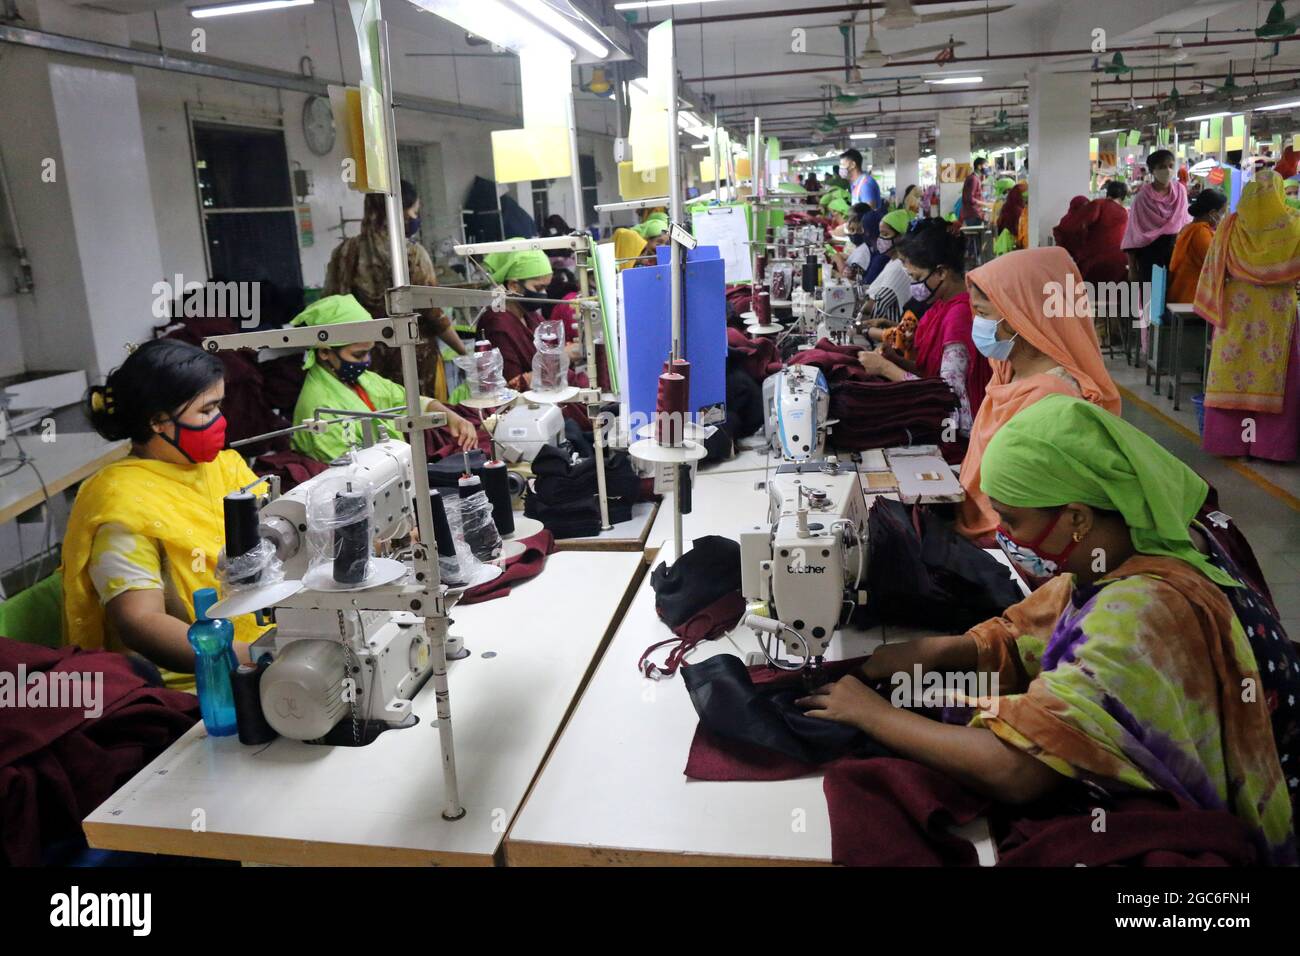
[738,458,869,670]
[765,365,830,462]
[489,402,565,464]
[818,278,859,343]
[241,440,436,741]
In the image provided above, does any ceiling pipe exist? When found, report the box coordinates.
[684,35,1300,85]
[630,0,982,30]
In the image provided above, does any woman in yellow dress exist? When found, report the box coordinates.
[62,339,270,688]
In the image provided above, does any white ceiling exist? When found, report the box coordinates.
[606,0,1300,147]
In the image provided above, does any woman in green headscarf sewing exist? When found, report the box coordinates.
[798,395,1297,862]
[289,294,478,463]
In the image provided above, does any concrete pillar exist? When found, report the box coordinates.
[937,112,970,217]
[1028,70,1092,248]
[893,129,920,205]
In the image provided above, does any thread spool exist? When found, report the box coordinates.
[477,460,515,536]
[428,489,458,559]
[231,660,276,745]
[656,372,688,447]
[332,489,370,586]
[755,255,768,281]
[457,474,482,498]
[223,492,262,586]
[801,256,819,293]
[755,290,771,325]
[458,491,503,562]
[474,339,493,353]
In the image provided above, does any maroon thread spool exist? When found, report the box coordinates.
[754,290,771,325]
[594,341,611,392]
[475,339,493,353]
[656,372,688,447]
[755,255,768,283]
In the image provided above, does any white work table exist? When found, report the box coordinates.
[506,571,995,866]
[554,500,659,553]
[82,551,646,866]
[509,467,1012,866]
[0,431,128,524]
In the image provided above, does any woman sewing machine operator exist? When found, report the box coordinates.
[62,339,269,689]
[288,294,479,464]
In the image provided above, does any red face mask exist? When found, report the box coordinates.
[994,510,1081,585]
[162,413,227,464]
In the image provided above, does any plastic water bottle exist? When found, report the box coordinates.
[187,588,238,737]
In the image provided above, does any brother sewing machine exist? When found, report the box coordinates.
[818,277,860,344]
[738,457,869,673]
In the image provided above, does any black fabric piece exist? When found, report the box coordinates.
[703,421,734,463]
[726,368,765,440]
[427,450,488,491]
[462,177,504,243]
[562,418,594,459]
[523,444,639,538]
[866,497,1024,631]
[683,654,891,765]
[650,535,742,628]
[500,192,537,240]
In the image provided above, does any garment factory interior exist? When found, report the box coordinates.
[2,0,1300,887]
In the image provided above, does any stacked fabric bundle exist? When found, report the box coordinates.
[523,445,644,538]
[787,339,957,450]
[726,327,782,385]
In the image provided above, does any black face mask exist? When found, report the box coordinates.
[849,232,867,247]
[517,287,549,311]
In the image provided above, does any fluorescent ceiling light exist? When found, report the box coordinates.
[690,143,709,149]
[850,133,878,140]
[614,0,729,9]
[191,0,312,17]
[924,75,983,85]
[513,0,609,59]
[1257,100,1300,112]
[1185,111,1232,121]
[409,0,573,57]
[1095,128,1124,134]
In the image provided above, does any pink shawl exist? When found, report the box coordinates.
[1121,179,1191,251]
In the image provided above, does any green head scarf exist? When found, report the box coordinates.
[994,176,1016,198]
[484,242,553,285]
[880,209,913,236]
[636,217,669,239]
[981,394,1235,587]
[289,294,373,369]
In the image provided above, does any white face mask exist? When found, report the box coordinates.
[1153,167,1173,184]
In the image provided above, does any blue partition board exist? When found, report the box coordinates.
[619,254,727,431]
[1149,265,1166,327]
[655,244,722,264]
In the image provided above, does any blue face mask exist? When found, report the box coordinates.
[334,357,371,386]
[972,315,1017,361]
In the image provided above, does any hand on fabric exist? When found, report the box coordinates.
[797,674,889,733]
[857,349,903,381]
[508,372,533,390]
[443,407,479,451]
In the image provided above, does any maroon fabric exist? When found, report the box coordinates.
[684,657,873,780]
[458,530,556,605]
[158,316,292,456]
[0,639,199,866]
[824,752,1256,866]
[787,337,872,383]
[727,327,783,384]
[425,403,494,460]
[641,591,748,681]
[996,183,1027,236]
[253,450,329,490]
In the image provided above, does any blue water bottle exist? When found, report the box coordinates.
[188,588,238,737]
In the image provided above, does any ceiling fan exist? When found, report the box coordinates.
[803,13,967,68]
[1156,2,1299,40]
[806,1,1015,32]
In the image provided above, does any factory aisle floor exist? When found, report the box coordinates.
[1103,355,1300,640]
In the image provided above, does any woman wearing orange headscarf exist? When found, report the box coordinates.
[956,247,1122,541]
[1194,169,1300,462]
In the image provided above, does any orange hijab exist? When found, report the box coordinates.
[957,248,1122,539]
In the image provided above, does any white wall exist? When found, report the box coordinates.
[0,0,627,382]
